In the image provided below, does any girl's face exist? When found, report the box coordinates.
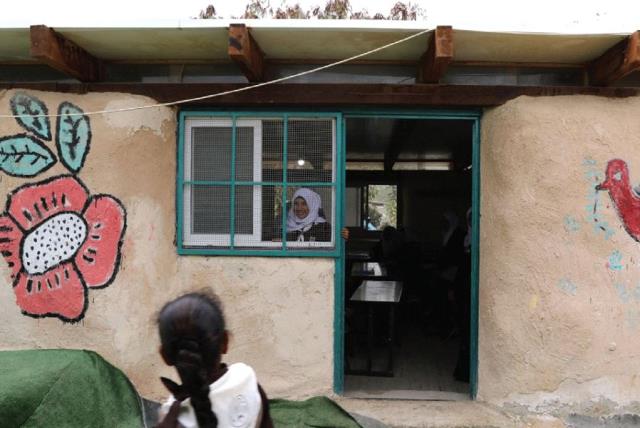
[294,197,309,219]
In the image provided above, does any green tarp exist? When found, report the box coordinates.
[270,396,361,428]
[0,349,362,428]
[0,349,144,428]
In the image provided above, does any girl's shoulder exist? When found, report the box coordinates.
[159,362,263,428]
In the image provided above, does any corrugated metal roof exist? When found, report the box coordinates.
[0,21,632,64]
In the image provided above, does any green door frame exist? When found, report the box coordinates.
[334,109,482,399]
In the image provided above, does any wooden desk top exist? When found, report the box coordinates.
[351,262,387,278]
[350,280,403,303]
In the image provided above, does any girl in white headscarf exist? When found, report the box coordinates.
[286,188,331,242]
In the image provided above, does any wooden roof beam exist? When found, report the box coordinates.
[228,24,265,82]
[384,121,415,172]
[418,26,453,83]
[30,25,103,82]
[589,31,640,86]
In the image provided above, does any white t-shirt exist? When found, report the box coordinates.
[159,363,262,428]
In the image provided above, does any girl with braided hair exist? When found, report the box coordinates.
[156,292,272,428]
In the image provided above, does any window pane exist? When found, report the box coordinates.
[235,127,254,181]
[191,185,230,235]
[234,185,254,235]
[287,119,334,183]
[261,185,284,242]
[262,120,284,182]
[192,127,231,181]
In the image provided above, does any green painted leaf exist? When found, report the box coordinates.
[56,102,91,173]
[10,93,52,141]
[0,135,56,177]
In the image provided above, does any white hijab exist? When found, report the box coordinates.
[286,188,326,232]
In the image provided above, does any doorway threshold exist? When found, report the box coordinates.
[343,389,469,401]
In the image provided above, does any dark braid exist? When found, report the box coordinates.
[158,292,226,428]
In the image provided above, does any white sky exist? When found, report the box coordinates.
[1,0,639,33]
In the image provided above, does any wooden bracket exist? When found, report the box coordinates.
[228,24,265,82]
[418,26,453,83]
[589,31,640,86]
[30,25,103,82]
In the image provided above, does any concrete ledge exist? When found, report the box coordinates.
[335,397,520,428]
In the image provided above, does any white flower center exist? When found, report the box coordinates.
[21,213,87,275]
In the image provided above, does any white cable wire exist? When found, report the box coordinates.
[0,28,431,120]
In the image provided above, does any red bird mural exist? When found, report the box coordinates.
[596,159,640,242]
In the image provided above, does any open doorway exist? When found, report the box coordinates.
[342,115,475,400]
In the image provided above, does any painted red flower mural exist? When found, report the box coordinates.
[0,175,126,322]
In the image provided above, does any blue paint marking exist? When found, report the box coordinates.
[584,169,602,181]
[625,309,640,330]
[608,250,624,271]
[614,283,631,303]
[564,215,580,233]
[582,158,615,240]
[558,278,578,296]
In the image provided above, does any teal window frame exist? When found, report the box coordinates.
[177,110,344,258]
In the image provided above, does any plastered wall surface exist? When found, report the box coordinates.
[0,90,335,401]
[479,95,640,416]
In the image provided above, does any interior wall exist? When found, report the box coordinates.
[0,89,334,401]
[479,95,640,417]
[401,173,470,246]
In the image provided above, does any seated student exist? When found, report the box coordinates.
[156,292,273,428]
[285,188,328,242]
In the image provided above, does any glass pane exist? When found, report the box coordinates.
[287,119,333,183]
[235,127,254,181]
[191,185,230,235]
[261,185,283,242]
[191,127,231,181]
[262,119,284,182]
[234,185,254,235]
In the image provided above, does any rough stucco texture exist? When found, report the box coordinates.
[479,95,640,416]
[0,90,334,401]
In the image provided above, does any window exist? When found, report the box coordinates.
[178,113,339,254]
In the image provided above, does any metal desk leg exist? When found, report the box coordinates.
[367,304,374,373]
[388,304,395,374]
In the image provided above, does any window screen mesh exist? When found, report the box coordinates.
[261,185,283,243]
[190,185,230,247]
[262,119,284,182]
[234,185,256,235]
[287,119,333,183]
[192,127,231,181]
[235,126,255,181]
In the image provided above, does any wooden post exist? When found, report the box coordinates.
[228,24,265,82]
[418,26,454,83]
[589,31,640,86]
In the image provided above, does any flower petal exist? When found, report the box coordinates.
[0,215,23,279]
[75,195,126,288]
[13,263,87,322]
[7,175,89,230]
